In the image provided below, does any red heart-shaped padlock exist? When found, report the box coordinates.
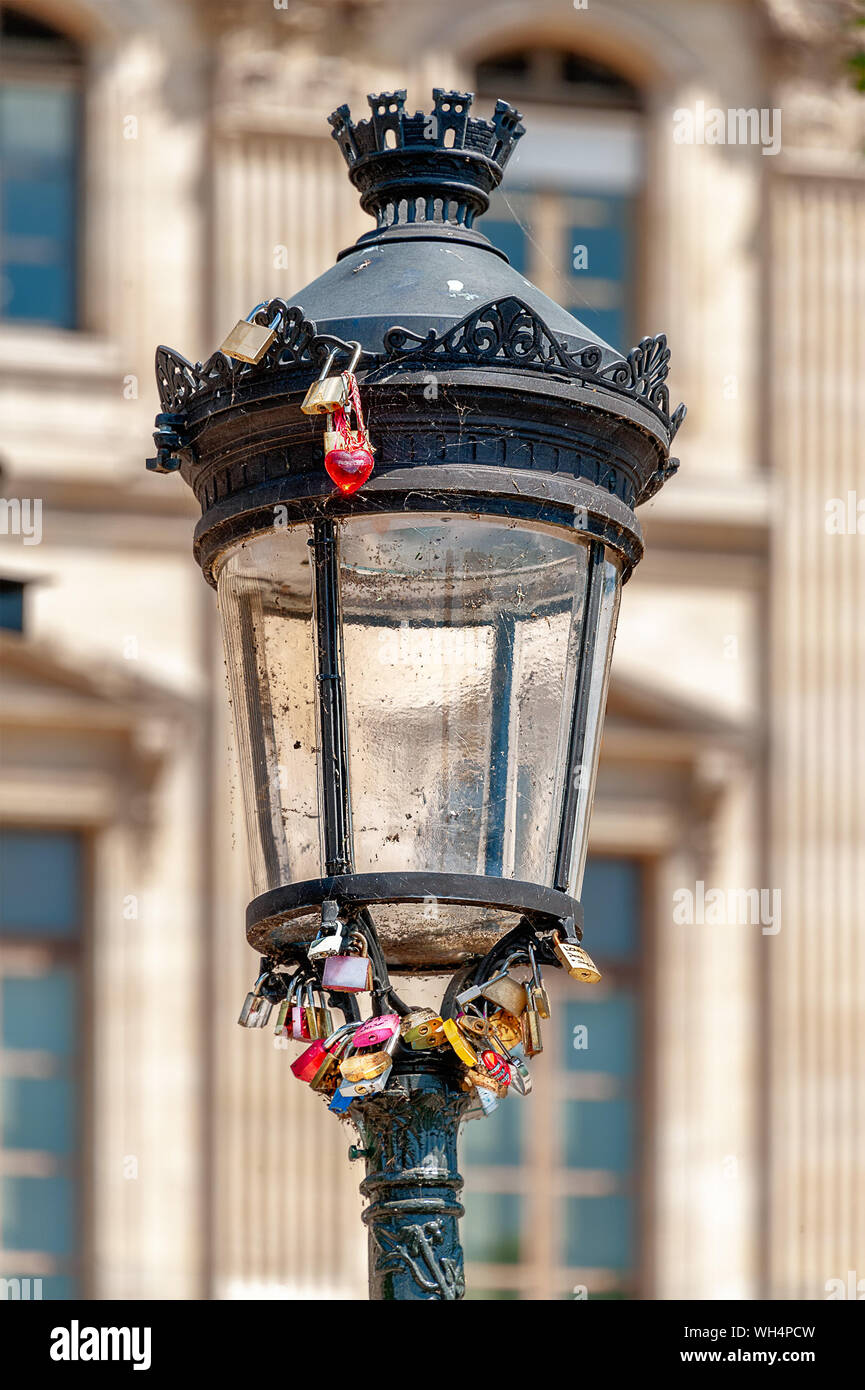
[325,444,374,495]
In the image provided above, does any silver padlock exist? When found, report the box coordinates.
[238,971,274,1029]
[308,900,347,961]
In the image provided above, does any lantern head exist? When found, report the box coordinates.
[148,90,685,971]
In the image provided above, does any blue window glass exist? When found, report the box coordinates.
[566,192,631,351]
[565,1194,633,1270]
[1,970,77,1053]
[564,993,637,1078]
[1,828,82,1294]
[0,830,82,936]
[1,1175,75,1254]
[580,857,641,960]
[0,83,79,327]
[480,218,527,273]
[564,1098,633,1171]
[462,1094,524,1167]
[0,580,25,632]
[2,1077,75,1152]
[462,1192,522,1265]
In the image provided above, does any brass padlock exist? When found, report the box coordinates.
[481,973,528,1016]
[521,1007,543,1056]
[553,935,602,984]
[527,942,551,1019]
[301,343,361,416]
[220,303,282,365]
[488,1010,523,1050]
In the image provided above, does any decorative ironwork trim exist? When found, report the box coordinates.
[153,297,685,444]
[382,296,687,440]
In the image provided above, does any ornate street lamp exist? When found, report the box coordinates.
[147,89,684,1301]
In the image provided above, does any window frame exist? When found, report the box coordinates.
[0,824,93,1299]
[0,20,84,331]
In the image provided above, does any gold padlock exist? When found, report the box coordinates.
[220,304,281,364]
[521,1008,543,1056]
[481,974,528,1016]
[340,1049,392,1083]
[301,343,362,415]
[488,1010,523,1049]
[553,935,602,984]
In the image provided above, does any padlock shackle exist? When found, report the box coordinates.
[344,341,362,375]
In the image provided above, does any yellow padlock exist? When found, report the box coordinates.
[442,1018,477,1067]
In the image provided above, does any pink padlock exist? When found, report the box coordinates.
[321,933,373,994]
[353,1013,399,1048]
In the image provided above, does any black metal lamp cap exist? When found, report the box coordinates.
[329,89,524,242]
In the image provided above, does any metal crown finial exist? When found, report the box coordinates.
[328,89,525,230]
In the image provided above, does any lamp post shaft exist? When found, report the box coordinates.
[356,1071,471,1300]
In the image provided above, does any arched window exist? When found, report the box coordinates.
[0,5,82,328]
[476,46,644,352]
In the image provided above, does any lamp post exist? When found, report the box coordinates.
[147,88,684,1301]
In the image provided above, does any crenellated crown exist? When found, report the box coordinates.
[329,89,524,232]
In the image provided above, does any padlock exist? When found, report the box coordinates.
[322,931,373,993]
[328,1085,355,1115]
[311,1030,357,1095]
[220,304,282,365]
[475,1085,499,1116]
[488,1009,523,1050]
[480,1048,512,1088]
[402,1010,446,1050]
[552,931,602,984]
[273,974,298,1036]
[400,1008,435,1041]
[290,1038,329,1083]
[238,972,274,1029]
[521,1006,544,1056]
[315,991,335,1041]
[527,942,551,1019]
[301,344,362,416]
[293,1022,357,1087]
[462,1066,508,1100]
[482,971,528,1016]
[508,1056,533,1097]
[457,968,527,1017]
[290,979,314,1041]
[455,1009,489,1043]
[308,900,346,961]
[335,1032,398,1098]
[442,1017,478,1067]
[353,1012,399,1049]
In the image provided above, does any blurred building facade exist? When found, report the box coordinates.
[0,0,863,1300]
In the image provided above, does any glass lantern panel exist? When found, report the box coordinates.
[337,514,587,891]
[217,528,321,895]
[566,555,621,898]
